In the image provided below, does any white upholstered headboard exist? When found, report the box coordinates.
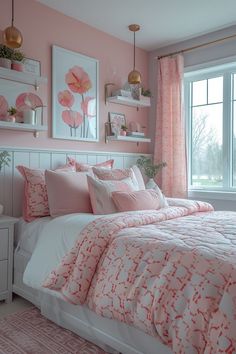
[0,147,151,217]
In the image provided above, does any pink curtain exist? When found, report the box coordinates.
[154,54,187,198]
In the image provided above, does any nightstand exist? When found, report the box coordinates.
[0,215,18,303]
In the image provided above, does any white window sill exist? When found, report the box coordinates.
[188,189,236,201]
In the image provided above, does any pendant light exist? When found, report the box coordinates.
[3,0,23,49]
[128,24,141,85]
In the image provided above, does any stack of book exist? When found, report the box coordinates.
[127,131,146,138]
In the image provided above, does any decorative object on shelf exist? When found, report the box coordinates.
[16,92,44,125]
[0,45,13,69]
[7,106,17,122]
[24,58,41,76]
[128,24,141,85]
[104,83,115,104]
[3,0,23,48]
[142,87,151,97]
[137,155,167,186]
[120,124,128,136]
[129,121,141,133]
[0,96,9,120]
[52,46,99,142]
[109,112,126,136]
[131,84,141,100]
[11,49,25,72]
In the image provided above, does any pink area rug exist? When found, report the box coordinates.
[0,307,108,354]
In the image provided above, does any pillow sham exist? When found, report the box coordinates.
[87,175,138,214]
[67,157,114,172]
[145,180,168,208]
[16,164,74,222]
[45,170,92,217]
[92,166,141,190]
[112,189,163,212]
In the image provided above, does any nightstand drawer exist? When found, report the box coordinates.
[0,260,8,292]
[0,229,8,260]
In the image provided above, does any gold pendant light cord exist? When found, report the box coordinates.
[133,30,136,70]
[11,0,14,26]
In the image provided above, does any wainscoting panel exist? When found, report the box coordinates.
[0,147,151,217]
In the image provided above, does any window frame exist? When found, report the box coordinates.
[184,61,236,197]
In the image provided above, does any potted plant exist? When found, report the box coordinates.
[120,124,128,136]
[0,151,11,214]
[137,155,167,188]
[11,50,25,72]
[7,106,17,122]
[0,44,13,69]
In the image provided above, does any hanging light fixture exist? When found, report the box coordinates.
[3,0,23,49]
[128,24,141,85]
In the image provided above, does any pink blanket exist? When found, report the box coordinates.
[43,200,236,353]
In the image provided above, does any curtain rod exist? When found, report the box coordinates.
[156,33,236,60]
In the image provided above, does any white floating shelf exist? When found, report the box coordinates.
[0,121,47,137]
[106,135,151,143]
[106,95,150,108]
[0,67,47,89]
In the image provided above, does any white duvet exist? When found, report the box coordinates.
[23,213,101,290]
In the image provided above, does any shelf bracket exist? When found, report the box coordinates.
[104,83,115,105]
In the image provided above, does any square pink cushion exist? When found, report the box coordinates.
[16,164,74,222]
[112,189,163,212]
[87,175,138,214]
[67,157,114,172]
[45,170,92,217]
[92,166,143,190]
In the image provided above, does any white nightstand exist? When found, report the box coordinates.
[0,215,18,303]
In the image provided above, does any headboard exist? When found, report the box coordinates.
[0,147,151,217]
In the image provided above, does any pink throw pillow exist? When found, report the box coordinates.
[45,170,92,217]
[16,164,74,222]
[112,189,163,212]
[68,157,114,172]
[87,175,138,214]
[92,166,141,190]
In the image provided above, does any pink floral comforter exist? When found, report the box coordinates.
[43,200,236,353]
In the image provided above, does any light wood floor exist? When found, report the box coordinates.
[0,295,33,318]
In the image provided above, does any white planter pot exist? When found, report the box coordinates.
[0,58,11,69]
[23,110,36,125]
[145,178,157,189]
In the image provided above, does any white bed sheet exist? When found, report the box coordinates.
[15,216,52,255]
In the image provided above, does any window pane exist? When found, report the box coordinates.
[234,74,236,100]
[208,76,223,103]
[192,80,207,106]
[233,102,236,186]
[191,104,223,187]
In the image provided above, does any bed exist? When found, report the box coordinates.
[13,199,236,354]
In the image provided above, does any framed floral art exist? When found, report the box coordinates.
[52,45,99,141]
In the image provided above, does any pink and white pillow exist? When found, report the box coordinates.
[67,157,114,172]
[87,175,138,214]
[112,189,163,212]
[16,164,74,222]
[45,170,92,217]
[92,166,142,190]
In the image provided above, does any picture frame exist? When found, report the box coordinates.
[24,58,41,76]
[52,45,99,142]
[109,112,126,136]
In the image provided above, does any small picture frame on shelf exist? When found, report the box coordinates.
[24,58,41,76]
[109,112,126,136]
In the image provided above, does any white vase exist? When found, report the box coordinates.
[23,110,36,125]
[0,58,11,69]
[145,178,157,190]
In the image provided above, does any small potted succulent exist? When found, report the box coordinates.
[7,106,17,122]
[0,44,13,69]
[120,124,128,136]
[11,50,25,72]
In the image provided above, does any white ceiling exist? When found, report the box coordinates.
[37,0,236,51]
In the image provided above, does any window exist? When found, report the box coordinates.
[185,63,236,192]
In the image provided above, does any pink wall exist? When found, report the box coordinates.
[0,0,149,153]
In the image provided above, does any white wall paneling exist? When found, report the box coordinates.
[0,147,151,217]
